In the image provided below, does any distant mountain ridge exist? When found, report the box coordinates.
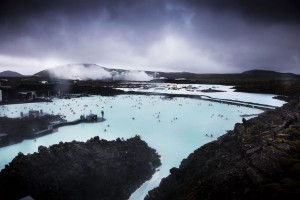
[34,63,100,78]
[242,69,295,76]
[0,70,23,77]
[1,65,298,80]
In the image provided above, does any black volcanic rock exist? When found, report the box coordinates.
[145,100,300,200]
[0,115,62,146]
[0,70,23,77]
[201,88,225,93]
[0,136,161,200]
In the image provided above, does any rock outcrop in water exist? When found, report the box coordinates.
[145,99,300,200]
[0,136,161,200]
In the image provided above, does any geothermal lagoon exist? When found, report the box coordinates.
[0,84,285,199]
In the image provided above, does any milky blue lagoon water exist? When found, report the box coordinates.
[118,83,284,107]
[0,88,285,199]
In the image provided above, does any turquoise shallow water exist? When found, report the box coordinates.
[0,93,280,199]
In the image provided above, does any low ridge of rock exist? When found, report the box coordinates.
[146,99,300,200]
[0,135,161,200]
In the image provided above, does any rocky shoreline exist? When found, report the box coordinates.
[0,98,52,106]
[0,114,107,148]
[0,115,65,147]
[145,99,300,200]
[0,136,161,200]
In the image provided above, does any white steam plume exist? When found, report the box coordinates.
[48,64,153,81]
[48,64,112,80]
[114,71,153,81]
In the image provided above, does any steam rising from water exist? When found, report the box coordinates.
[48,64,153,81]
[48,64,111,80]
[114,71,153,81]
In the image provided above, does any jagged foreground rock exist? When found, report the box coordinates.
[0,136,161,200]
[145,100,300,200]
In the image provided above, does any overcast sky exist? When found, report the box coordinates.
[0,0,299,75]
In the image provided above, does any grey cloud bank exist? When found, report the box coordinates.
[0,0,299,74]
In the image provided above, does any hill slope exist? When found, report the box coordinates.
[242,69,295,76]
[34,63,153,81]
[0,70,23,77]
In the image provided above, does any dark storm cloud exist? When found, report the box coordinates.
[1,0,299,23]
[188,0,300,23]
[0,0,299,74]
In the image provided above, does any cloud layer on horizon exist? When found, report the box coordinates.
[0,0,299,74]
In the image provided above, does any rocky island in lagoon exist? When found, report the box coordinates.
[0,136,161,200]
